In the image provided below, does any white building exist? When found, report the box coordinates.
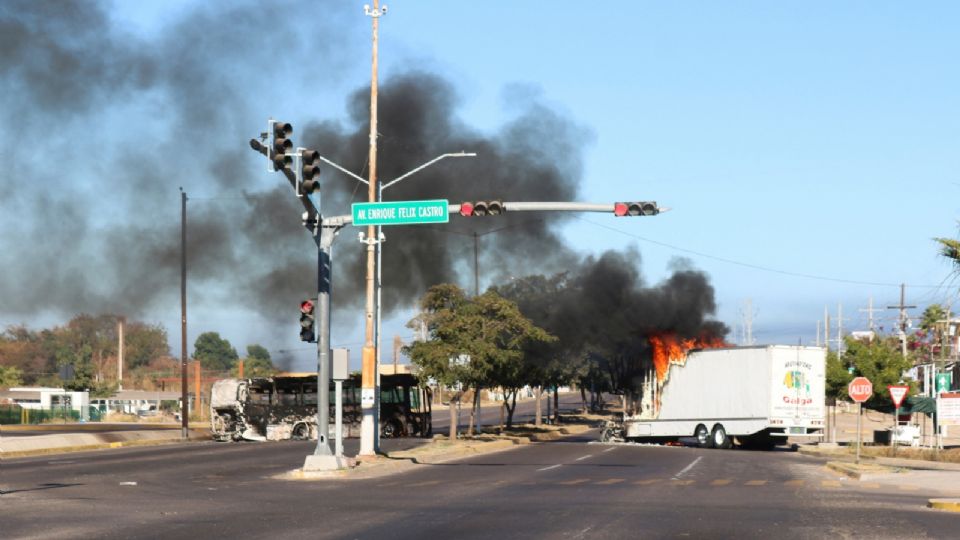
[0,387,91,420]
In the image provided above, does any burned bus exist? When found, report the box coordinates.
[210,373,432,442]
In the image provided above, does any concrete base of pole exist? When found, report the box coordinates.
[302,454,354,472]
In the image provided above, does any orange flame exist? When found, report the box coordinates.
[649,333,727,384]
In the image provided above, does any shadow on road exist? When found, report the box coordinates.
[0,482,85,495]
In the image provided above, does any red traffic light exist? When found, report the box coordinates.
[300,299,315,314]
[459,200,503,217]
[613,201,659,216]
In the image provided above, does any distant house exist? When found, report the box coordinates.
[91,390,182,415]
[0,387,91,420]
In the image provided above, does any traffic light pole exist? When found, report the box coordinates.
[303,216,352,471]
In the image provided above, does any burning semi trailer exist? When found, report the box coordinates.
[602,335,825,450]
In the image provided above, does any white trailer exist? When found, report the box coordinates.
[609,345,825,449]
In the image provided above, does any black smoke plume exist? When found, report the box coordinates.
[1,0,725,369]
[301,72,588,312]
[0,0,588,335]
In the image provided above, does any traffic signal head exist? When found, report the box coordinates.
[271,122,293,171]
[299,299,316,342]
[299,149,321,196]
[613,201,659,217]
[459,200,503,217]
[249,138,268,157]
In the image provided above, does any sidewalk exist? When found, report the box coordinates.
[0,427,210,458]
[821,404,960,447]
[801,405,960,500]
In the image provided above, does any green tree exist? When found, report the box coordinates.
[124,322,170,369]
[935,235,960,270]
[235,344,276,377]
[193,332,238,372]
[0,365,23,387]
[495,273,589,424]
[920,304,946,331]
[825,350,852,400]
[842,335,914,407]
[246,344,271,362]
[405,284,554,433]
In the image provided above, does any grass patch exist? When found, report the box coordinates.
[843,445,960,463]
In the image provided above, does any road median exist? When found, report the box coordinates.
[0,428,211,458]
[284,422,595,480]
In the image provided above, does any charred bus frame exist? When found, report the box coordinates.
[211,373,431,442]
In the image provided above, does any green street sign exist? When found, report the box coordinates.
[352,199,449,226]
[937,373,952,393]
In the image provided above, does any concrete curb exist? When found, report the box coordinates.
[826,460,900,480]
[799,445,960,472]
[927,499,960,512]
[0,429,211,458]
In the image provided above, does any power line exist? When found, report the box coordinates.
[577,217,948,289]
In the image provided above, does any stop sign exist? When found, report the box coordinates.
[848,377,873,403]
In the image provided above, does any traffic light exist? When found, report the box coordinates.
[299,149,321,196]
[300,299,316,342]
[613,201,659,217]
[248,137,268,157]
[459,200,503,217]
[271,121,294,173]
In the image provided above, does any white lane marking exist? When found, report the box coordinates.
[575,454,593,461]
[603,447,616,453]
[537,464,562,472]
[671,456,702,480]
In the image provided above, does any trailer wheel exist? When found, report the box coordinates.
[694,424,711,448]
[711,424,732,449]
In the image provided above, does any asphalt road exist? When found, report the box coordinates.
[2,429,957,538]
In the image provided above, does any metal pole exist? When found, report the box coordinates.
[893,404,899,455]
[473,231,479,296]
[314,234,334,456]
[360,0,383,457]
[335,379,343,457]
[856,402,862,465]
[180,188,189,439]
[117,317,124,391]
[375,185,383,451]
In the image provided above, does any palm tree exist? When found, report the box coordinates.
[935,236,960,269]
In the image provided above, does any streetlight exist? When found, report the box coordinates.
[314,151,475,455]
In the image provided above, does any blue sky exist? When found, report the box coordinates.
[3,1,959,371]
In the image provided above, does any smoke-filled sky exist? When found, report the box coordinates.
[2,1,959,370]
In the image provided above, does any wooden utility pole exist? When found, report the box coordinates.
[887,284,916,359]
[180,188,189,439]
[824,306,830,353]
[360,0,384,457]
[117,317,125,391]
[859,296,882,333]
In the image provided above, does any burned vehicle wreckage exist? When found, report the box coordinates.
[210,373,432,442]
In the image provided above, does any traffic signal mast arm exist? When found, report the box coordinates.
[451,201,668,217]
